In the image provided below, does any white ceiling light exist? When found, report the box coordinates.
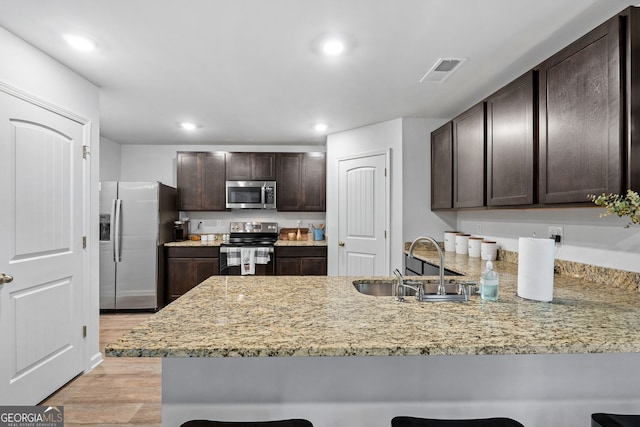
[322,39,345,56]
[63,33,96,51]
[312,32,355,57]
[180,122,197,131]
[314,123,328,132]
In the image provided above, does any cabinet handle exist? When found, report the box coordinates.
[0,273,13,284]
[338,241,345,247]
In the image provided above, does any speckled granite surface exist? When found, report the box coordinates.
[165,238,327,247]
[106,250,640,358]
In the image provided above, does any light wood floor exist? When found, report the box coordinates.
[42,313,161,426]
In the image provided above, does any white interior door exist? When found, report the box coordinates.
[338,153,389,276]
[0,92,85,404]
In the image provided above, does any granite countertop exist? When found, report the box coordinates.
[165,238,327,248]
[106,251,640,358]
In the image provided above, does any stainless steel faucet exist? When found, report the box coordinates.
[408,236,446,296]
[393,268,423,302]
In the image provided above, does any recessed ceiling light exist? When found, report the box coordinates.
[312,32,355,56]
[63,33,97,51]
[322,39,345,56]
[180,122,197,131]
[314,123,328,132]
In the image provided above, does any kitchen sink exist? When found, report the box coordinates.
[352,279,476,301]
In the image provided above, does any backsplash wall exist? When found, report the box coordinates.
[182,211,326,235]
[455,207,640,273]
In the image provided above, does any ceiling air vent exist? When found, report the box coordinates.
[420,58,467,83]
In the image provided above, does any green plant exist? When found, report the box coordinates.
[589,190,640,227]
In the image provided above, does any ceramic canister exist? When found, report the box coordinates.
[468,237,483,258]
[444,231,460,252]
[455,233,471,255]
[481,241,498,261]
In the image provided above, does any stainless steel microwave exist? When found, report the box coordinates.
[225,180,276,209]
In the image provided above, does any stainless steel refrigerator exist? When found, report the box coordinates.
[99,182,177,310]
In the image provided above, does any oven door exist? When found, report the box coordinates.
[219,246,275,275]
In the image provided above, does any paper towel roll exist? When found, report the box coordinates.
[517,237,555,302]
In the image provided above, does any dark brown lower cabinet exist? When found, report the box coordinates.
[275,246,327,275]
[165,246,219,304]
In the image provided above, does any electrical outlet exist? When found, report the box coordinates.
[297,220,302,226]
[476,223,482,233]
[548,226,563,245]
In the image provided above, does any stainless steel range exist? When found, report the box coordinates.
[219,222,278,275]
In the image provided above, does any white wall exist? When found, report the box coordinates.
[402,118,456,242]
[0,26,101,370]
[326,119,403,275]
[99,136,121,181]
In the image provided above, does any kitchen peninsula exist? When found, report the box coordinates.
[106,253,640,427]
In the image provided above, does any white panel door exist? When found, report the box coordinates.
[0,92,85,404]
[338,153,388,276]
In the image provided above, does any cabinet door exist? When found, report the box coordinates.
[202,152,226,210]
[226,153,276,180]
[253,153,276,180]
[166,257,218,303]
[276,153,302,211]
[431,122,453,210]
[177,152,201,211]
[275,257,300,275]
[276,153,326,212]
[177,152,226,211]
[226,153,253,180]
[301,153,326,211]
[453,103,486,208]
[486,71,535,206]
[538,16,622,204]
[300,257,327,275]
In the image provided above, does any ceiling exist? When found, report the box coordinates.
[0,0,636,146]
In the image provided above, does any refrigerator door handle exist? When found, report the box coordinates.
[114,198,122,263]
[110,198,117,262]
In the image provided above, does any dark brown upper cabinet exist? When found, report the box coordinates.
[177,152,226,211]
[537,15,622,204]
[226,152,276,181]
[486,71,536,206]
[453,102,486,208]
[276,152,326,212]
[625,8,640,192]
[430,122,453,210]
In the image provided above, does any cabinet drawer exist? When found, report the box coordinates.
[166,246,220,258]
[276,246,327,258]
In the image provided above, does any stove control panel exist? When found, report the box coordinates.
[229,222,278,233]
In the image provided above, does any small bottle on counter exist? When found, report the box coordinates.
[480,261,499,301]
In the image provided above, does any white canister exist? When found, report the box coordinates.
[468,237,483,257]
[444,231,460,252]
[455,233,471,255]
[481,241,498,261]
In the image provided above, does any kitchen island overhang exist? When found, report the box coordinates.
[106,272,640,427]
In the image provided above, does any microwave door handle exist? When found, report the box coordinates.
[261,184,266,205]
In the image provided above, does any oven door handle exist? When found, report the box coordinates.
[220,246,274,254]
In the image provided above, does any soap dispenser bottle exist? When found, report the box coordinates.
[480,261,499,301]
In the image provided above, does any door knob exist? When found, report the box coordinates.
[0,273,13,284]
[338,241,345,247]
